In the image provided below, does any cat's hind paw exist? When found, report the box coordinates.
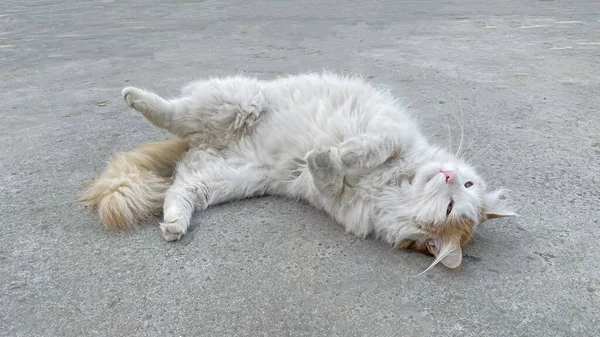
[159,217,187,242]
[233,100,262,130]
[122,87,144,108]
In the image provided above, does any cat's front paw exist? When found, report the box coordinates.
[307,148,346,198]
[339,138,366,168]
[159,217,188,242]
[307,147,344,178]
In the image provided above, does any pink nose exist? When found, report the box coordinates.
[440,170,455,183]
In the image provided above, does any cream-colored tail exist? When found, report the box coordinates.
[77,138,190,230]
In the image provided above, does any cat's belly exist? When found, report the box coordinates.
[230,81,391,197]
[247,112,340,194]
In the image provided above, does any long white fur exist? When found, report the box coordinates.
[85,72,515,270]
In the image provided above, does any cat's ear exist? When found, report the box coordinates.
[483,188,517,220]
[426,239,462,269]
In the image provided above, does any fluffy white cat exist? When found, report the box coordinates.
[79,72,515,271]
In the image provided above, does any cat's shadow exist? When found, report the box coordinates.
[142,196,520,276]
[176,196,434,268]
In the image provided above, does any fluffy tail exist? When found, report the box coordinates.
[77,138,190,230]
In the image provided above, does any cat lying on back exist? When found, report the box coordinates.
[79,72,515,271]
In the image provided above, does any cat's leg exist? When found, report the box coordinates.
[306,147,346,198]
[336,112,423,170]
[160,149,268,241]
[122,87,183,133]
[122,76,266,146]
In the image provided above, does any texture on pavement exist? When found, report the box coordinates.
[1,1,599,336]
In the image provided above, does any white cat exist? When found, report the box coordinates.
[79,72,515,271]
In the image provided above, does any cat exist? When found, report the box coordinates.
[79,72,515,272]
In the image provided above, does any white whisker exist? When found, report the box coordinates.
[468,144,492,164]
[445,91,465,158]
[434,104,454,153]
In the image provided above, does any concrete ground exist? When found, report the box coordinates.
[1,0,599,336]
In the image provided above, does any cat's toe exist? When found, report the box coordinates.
[233,103,261,130]
[327,147,342,164]
[233,110,248,129]
[160,220,186,242]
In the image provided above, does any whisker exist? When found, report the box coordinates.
[361,192,392,201]
[467,144,491,164]
[370,214,406,222]
[461,137,476,161]
[438,105,454,154]
[444,91,465,158]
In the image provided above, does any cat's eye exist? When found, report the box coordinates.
[446,200,454,216]
[464,181,474,188]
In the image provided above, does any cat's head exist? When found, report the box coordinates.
[373,153,515,271]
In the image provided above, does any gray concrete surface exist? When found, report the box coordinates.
[1,0,599,336]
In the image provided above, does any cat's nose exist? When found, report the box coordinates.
[440,170,455,183]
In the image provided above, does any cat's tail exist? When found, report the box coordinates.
[77,138,190,230]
